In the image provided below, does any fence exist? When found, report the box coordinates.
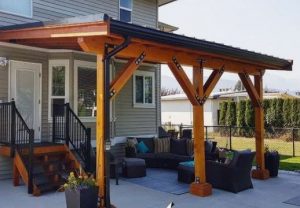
[161,123,300,157]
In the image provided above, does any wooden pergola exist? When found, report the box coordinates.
[0,14,293,207]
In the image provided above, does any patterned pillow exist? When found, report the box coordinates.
[186,139,194,156]
[154,138,170,153]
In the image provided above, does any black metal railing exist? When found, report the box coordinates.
[162,123,300,157]
[53,103,92,172]
[0,100,34,193]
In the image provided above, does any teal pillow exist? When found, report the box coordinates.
[136,141,149,153]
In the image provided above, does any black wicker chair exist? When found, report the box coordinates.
[206,151,255,193]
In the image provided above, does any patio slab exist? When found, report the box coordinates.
[0,171,299,208]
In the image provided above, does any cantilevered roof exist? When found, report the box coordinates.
[0,14,293,73]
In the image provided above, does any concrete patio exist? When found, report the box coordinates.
[1,171,299,208]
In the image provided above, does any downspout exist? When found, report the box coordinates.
[103,36,131,208]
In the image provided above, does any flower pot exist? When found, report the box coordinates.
[65,187,98,208]
[265,151,280,177]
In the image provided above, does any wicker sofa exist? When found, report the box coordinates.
[126,137,218,170]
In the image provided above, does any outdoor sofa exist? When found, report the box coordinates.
[125,137,218,170]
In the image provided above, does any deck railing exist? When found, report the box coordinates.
[0,100,34,193]
[53,103,92,172]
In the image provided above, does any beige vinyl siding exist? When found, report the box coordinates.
[0,0,157,28]
[114,62,159,137]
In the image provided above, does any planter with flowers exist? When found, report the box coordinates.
[63,172,98,208]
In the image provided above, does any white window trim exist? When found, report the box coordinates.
[48,60,70,121]
[119,0,132,23]
[133,70,156,108]
[74,60,97,122]
[0,0,33,18]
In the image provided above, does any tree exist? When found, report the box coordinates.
[234,80,245,92]
[236,100,246,136]
[219,102,228,125]
[245,100,254,127]
[283,99,292,127]
[161,87,181,96]
[226,101,236,126]
[290,99,299,127]
[275,98,284,127]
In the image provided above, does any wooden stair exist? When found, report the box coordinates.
[13,144,84,196]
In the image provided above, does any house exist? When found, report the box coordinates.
[0,0,293,204]
[0,0,176,193]
[161,91,299,126]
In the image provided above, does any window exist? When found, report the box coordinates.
[133,71,155,108]
[74,61,97,120]
[48,60,69,120]
[0,0,32,18]
[119,0,132,23]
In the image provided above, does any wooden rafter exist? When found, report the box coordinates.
[203,67,224,101]
[167,57,200,106]
[238,73,261,107]
[110,51,146,99]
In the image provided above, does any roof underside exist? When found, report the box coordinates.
[0,14,293,73]
[158,0,176,6]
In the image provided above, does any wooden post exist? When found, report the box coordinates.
[190,65,212,197]
[96,53,106,205]
[251,74,270,180]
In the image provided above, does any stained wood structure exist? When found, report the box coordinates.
[0,14,293,207]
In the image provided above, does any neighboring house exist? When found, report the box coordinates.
[161,91,299,126]
[0,0,176,181]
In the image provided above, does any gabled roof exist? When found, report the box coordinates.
[0,14,293,73]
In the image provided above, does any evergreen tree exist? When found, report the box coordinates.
[275,98,284,127]
[266,99,277,127]
[219,102,227,125]
[236,100,246,127]
[245,99,254,127]
[263,99,270,127]
[226,101,236,126]
[291,99,298,127]
[283,99,292,127]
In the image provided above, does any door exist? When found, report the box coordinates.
[10,61,42,140]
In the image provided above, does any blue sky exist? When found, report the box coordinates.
[159,0,300,90]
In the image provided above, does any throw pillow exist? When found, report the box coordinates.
[137,137,155,153]
[170,139,187,156]
[186,139,194,156]
[154,138,170,153]
[136,141,149,153]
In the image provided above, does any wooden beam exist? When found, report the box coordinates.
[238,73,261,107]
[190,65,212,197]
[0,22,109,40]
[203,68,224,101]
[167,58,200,106]
[77,37,263,75]
[252,74,270,180]
[110,51,146,99]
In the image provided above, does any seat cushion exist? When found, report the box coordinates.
[154,137,170,153]
[123,158,146,167]
[170,139,187,156]
[155,153,192,161]
[136,153,156,160]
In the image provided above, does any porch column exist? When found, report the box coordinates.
[190,66,212,196]
[252,74,270,179]
[96,53,106,205]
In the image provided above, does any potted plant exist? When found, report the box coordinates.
[62,171,98,208]
[264,145,280,177]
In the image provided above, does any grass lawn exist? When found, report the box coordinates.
[210,135,300,171]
